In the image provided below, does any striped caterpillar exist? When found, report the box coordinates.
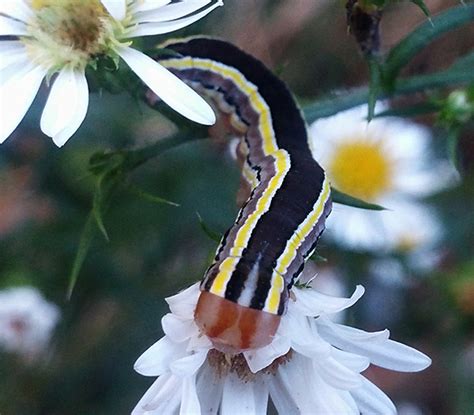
[153,38,332,353]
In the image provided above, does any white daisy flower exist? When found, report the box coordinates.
[308,103,455,252]
[133,282,431,414]
[0,0,222,147]
[0,286,60,359]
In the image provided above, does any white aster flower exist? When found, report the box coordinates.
[133,282,431,414]
[308,103,455,252]
[0,0,222,147]
[0,286,60,359]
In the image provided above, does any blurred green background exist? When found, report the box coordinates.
[1,1,473,414]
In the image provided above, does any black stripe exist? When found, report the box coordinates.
[161,38,329,313]
[163,38,310,155]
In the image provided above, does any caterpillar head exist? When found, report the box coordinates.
[194,290,281,354]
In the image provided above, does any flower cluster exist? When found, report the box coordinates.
[133,283,431,414]
[0,0,222,146]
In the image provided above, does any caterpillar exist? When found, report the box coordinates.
[152,37,332,353]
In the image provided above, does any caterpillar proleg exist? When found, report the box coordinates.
[153,38,332,353]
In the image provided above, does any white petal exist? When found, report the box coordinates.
[127,1,223,37]
[279,307,331,358]
[132,377,164,415]
[310,372,358,414]
[244,335,291,373]
[0,15,28,35]
[328,203,397,252]
[318,318,432,372]
[0,1,32,22]
[377,199,443,250]
[0,52,32,86]
[314,356,361,390]
[170,350,208,377]
[331,348,370,373]
[141,374,182,414]
[135,0,211,23]
[273,354,316,413]
[118,46,215,125]
[351,376,397,415]
[131,0,171,14]
[279,306,316,344]
[318,317,390,342]
[161,313,197,342]
[220,373,263,415]
[165,283,200,318]
[134,336,185,376]
[267,370,300,414]
[0,41,27,70]
[253,377,269,414]
[186,330,213,351]
[392,162,457,196]
[276,353,355,414]
[293,285,365,317]
[132,374,181,415]
[100,0,126,20]
[0,62,45,144]
[40,68,89,146]
[180,375,200,415]
[340,391,360,414]
[196,362,224,415]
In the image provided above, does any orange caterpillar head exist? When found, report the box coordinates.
[194,291,281,354]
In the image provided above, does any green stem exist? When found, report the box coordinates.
[123,129,209,170]
[303,67,474,122]
[68,129,208,298]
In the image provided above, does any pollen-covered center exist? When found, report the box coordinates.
[25,0,112,70]
[328,138,393,201]
[207,349,293,381]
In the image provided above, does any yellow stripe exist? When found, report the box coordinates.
[162,56,291,303]
[242,161,259,189]
[239,140,259,189]
[264,177,331,314]
[161,58,278,156]
[212,150,290,296]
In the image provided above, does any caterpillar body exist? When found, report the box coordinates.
[155,38,332,353]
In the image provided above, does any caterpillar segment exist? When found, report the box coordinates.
[153,38,332,353]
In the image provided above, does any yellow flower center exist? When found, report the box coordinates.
[23,0,124,72]
[396,234,419,252]
[34,0,105,52]
[328,138,393,201]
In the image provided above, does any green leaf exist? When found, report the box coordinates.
[399,66,474,95]
[92,173,111,242]
[196,212,222,243]
[384,4,474,84]
[367,58,382,121]
[373,101,441,118]
[67,213,96,299]
[303,87,369,122]
[410,0,431,18]
[449,51,474,73]
[303,61,474,123]
[331,187,386,210]
[128,184,180,207]
[88,150,125,176]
